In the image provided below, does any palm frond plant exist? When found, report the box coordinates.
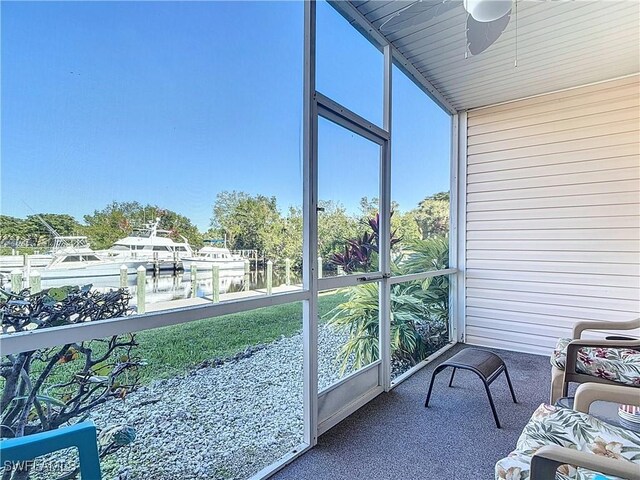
[400,236,449,274]
[398,237,451,360]
[326,283,379,373]
[419,274,450,350]
[327,234,451,377]
[388,281,429,366]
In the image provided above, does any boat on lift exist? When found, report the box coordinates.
[181,243,245,271]
[103,218,193,270]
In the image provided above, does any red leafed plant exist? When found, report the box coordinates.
[329,212,400,274]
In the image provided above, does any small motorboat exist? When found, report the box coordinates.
[181,246,245,271]
[40,236,146,280]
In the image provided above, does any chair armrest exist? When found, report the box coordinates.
[573,319,640,339]
[0,421,102,479]
[564,338,640,376]
[574,383,640,414]
[530,445,640,480]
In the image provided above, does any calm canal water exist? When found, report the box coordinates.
[38,268,303,306]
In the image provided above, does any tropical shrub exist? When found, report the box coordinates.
[399,236,449,273]
[1,285,142,480]
[329,213,400,274]
[414,273,450,351]
[328,236,450,375]
[326,283,380,372]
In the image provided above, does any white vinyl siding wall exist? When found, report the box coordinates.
[464,75,640,355]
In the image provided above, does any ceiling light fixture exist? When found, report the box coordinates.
[463,0,512,22]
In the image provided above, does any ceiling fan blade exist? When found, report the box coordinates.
[379,0,459,33]
[466,9,511,56]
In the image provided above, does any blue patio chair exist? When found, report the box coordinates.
[0,421,101,479]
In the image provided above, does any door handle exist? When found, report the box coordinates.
[356,274,390,282]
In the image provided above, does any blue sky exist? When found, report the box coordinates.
[1,1,450,231]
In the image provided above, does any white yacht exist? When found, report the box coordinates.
[104,219,193,268]
[40,237,145,280]
[181,245,245,271]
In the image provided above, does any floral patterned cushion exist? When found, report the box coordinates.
[495,404,640,480]
[550,337,640,387]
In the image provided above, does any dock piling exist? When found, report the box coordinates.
[23,254,31,287]
[285,258,291,286]
[120,264,128,288]
[190,265,197,298]
[212,265,220,303]
[266,260,273,295]
[244,259,250,292]
[136,266,146,314]
[10,269,22,292]
[30,270,41,294]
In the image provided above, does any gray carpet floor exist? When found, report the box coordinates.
[273,344,551,480]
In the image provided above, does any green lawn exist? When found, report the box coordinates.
[135,291,345,383]
[3,291,347,394]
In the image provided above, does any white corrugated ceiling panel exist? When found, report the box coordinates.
[351,0,640,111]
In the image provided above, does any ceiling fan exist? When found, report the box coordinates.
[379,0,517,57]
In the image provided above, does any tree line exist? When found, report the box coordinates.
[0,191,449,265]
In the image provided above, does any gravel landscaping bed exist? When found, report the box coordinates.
[84,324,354,480]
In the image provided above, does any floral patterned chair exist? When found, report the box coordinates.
[550,319,640,404]
[495,383,640,480]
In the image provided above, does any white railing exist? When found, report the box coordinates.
[0,267,456,357]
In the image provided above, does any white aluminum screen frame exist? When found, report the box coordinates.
[0,1,462,478]
[314,80,389,434]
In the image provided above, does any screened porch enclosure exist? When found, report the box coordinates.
[0,0,639,479]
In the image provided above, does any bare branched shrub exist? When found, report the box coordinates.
[1,285,142,480]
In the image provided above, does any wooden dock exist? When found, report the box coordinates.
[145,284,303,313]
